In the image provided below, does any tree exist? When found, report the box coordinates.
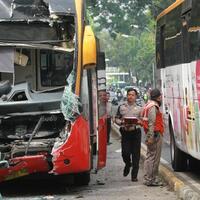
[149,0,175,18]
[87,0,176,87]
[87,0,150,36]
[133,30,155,85]
[87,0,175,35]
[98,29,154,86]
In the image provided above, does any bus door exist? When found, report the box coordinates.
[82,27,107,171]
[96,52,107,170]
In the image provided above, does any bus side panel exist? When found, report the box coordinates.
[51,115,91,174]
[97,116,107,169]
[186,61,198,157]
[180,61,200,159]
[193,60,200,156]
[163,61,200,160]
[162,64,187,151]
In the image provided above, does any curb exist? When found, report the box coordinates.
[111,123,200,200]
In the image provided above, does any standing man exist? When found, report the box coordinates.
[98,90,107,117]
[106,91,112,145]
[98,90,113,145]
[115,88,142,182]
[142,88,164,186]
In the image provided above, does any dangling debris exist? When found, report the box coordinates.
[61,86,81,122]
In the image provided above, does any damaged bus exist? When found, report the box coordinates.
[0,0,107,185]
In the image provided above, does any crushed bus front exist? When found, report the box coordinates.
[0,0,94,183]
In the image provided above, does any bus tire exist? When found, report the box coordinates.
[74,172,90,186]
[169,122,187,171]
[188,155,200,171]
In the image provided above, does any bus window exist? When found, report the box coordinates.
[181,13,190,63]
[40,50,73,87]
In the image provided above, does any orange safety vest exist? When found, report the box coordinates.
[142,101,164,134]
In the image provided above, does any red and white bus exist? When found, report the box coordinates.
[0,0,107,184]
[156,0,200,171]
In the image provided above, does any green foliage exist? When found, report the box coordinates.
[150,0,175,18]
[98,30,155,85]
[88,0,150,35]
[87,0,175,35]
[87,0,176,86]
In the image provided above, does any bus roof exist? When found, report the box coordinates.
[156,0,184,21]
[0,0,76,20]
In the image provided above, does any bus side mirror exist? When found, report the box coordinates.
[83,25,97,69]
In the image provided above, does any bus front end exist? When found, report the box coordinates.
[0,0,107,185]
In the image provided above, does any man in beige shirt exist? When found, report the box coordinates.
[115,88,142,182]
[142,88,164,186]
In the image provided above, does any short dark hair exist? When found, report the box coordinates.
[127,88,138,96]
[150,88,161,100]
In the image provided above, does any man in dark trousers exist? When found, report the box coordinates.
[115,88,142,182]
[142,88,164,186]
[106,91,112,145]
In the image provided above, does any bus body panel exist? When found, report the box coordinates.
[161,61,200,160]
[0,155,50,182]
[51,115,91,174]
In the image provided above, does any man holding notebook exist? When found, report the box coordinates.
[115,88,142,182]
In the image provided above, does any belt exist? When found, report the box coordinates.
[154,132,161,138]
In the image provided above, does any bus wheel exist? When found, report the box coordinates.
[74,172,90,186]
[169,123,187,171]
[188,155,200,171]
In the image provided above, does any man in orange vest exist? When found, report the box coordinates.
[142,88,164,186]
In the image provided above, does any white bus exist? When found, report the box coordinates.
[156,0,200,171]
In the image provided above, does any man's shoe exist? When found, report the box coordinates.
[123,165,130,177]
[131,169,137,182]
[144,181,163,187]
[131,177,138,182]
